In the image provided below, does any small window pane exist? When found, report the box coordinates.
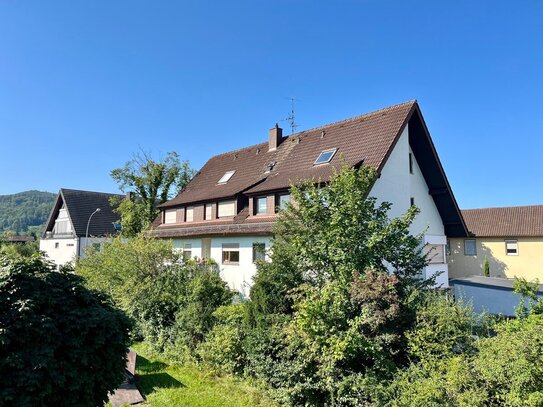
[505,240,518,256]
[464,239,476,256]
[409,153,414,174]
[424,244,445,264]
[205,204,213,220]
[186,207,194,222]
[164,209,177,224]
[218,201,235,217]
[256,197,267,214]
[222,243,240,265]
[278,194,290,211]
[218,170,235,184]
[182,243,192,261]
[253,243,266,263]
[314,149,337,165]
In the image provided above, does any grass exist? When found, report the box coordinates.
[130,343,279,407]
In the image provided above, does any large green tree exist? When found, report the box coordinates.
[110,151,195,236]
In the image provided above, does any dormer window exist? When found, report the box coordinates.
[218,170,235,184]
[314,149,337,165]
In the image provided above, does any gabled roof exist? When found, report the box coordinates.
[462,205,543,237]
[43,189,124,238]
[159,100,468,237]
[163,101,416,206]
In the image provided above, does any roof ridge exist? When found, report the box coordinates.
[60,188,123,196]
[462,204,543,212]
[207,100,417,160]
[288,100,417,139]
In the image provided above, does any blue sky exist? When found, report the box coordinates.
[1,1,542,209]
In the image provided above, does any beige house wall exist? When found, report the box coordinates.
[448,237,543,281]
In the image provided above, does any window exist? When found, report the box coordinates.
[253,243,266,263]
[92,243,101,252]
[185,207,194,222]
[256,197,267,214]
[464,239,476,256]
[182,243,192,261]
[424,244,445,264]
[205,204,213,220]
[314,148,337,165]
[410,197,415,207]
[222,243,240,264]
[409,153,414,174]
[55,242,59,249]
[505,240,518,256]
[53,208,72,235]
[164,209,177,224]
[218,201,235,217]
[218,170,235,184]
[277,194,291,211]
[66,243,74,247]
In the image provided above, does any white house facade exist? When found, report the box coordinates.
[40,189,123,269]
[153,101,467,295]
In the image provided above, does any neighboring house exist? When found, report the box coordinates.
[152,101,468,295]
[40,189,123,268]
[449,205,543,281]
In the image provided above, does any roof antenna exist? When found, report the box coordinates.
[282,97,300,134]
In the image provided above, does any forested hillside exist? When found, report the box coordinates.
[0,190,56,235]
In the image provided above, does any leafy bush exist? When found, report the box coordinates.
[78,235,232,356]
[0,255,131,407]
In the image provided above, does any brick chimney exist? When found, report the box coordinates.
[268,123,283,152]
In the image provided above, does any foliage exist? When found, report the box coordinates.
[78,234,232,355]
[0,190,55,235]
[405,292,478,364]
[197,304,248,375]
[483,256,490,277]
[110,151,196,236]
[0,255,131,407]
[513,277,543,317]
[0,240,39,259]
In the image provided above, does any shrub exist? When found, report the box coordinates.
[0,255,131,407]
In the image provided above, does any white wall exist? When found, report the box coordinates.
[173,236,272,297]
[370,126,449,287]
[40,237,78,268]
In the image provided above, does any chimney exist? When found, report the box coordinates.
[268,123,283,152]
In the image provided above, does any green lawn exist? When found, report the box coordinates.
[130,343,279,407]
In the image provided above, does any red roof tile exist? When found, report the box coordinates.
[462,205,543,237]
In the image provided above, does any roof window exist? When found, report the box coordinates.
[314,149,337,165]
[218,170,235,184]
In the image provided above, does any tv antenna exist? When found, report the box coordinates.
[282,97,300,134]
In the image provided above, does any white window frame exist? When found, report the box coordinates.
[505,240,518,256]
[222,243,240,265]
[218,170,235,184]
[255,197,267,215]
[182,243,192,261]
[314,148,337,165]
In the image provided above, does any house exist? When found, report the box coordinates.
[0,235,35,244]
[152,101,468,295]
[40,188,123,268]
[448,205,543,281]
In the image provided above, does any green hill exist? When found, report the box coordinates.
[0,190,56,235]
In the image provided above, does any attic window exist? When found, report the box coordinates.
[314,149,337,165]
[218,170,235,184]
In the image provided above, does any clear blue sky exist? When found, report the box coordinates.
[1,1,542,209]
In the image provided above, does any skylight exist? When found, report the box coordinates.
[218,170,235,184]
[314,149,337,165]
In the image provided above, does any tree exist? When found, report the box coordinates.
[110,151,195,236]
[0,255,131,407]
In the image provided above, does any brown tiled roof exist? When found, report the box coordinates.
[462,205,543,237]
[161,100,416,206]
